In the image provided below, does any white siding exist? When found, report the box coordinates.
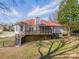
[15,25,21,33]
[51,26,64,33]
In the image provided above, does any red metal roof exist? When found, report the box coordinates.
[21,19,62,26]
[40,20,47,25]
[23,19,35,25]
[40,20,62,26]
[47,21,62,26]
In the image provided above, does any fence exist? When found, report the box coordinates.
[0,40,15,48]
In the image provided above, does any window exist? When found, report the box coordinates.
[28,26,33,31]
[29,27,31,31]
[20,26,23,31]
[31,27,33,31]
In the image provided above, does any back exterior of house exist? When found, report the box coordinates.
[14,17,66,44]
[15,17,63,35]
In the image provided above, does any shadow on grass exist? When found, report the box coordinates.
[37,40,79,59]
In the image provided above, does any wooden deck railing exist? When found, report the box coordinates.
[21,30,52,36]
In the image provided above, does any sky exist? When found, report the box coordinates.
[0,0,62,24]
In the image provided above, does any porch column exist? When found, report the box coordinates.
[15,25,22,46]
[23,25,26,35]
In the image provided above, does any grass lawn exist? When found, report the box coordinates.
[0,36,79,59]
[0,37,15,47]
[0,37,15,42]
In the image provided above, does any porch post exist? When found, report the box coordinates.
[15,25,21,46]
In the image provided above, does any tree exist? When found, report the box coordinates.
[57,0,79,32]
[37,40,79,59]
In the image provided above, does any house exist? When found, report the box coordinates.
[15,17,63,34]
[14,17,65,45]
[9,24,15,31]
[3,24,15,31]
[0,24,4,32]
[15,17,64,37]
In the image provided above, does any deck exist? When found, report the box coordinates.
[20,30,52,41]
[21,30,52,36]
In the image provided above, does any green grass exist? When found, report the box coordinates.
[0,37,15,47]
[0,37,15,42]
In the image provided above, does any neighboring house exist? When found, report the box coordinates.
[3,24,15,31]
[0,24,4,32]
[9,24,15,31]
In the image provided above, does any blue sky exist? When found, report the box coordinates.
[0,0,62,24]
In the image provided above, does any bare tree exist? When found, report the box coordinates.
[36,40,79,59]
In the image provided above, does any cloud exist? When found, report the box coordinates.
[5,7,20,17]
[0,7,20,17]
[27,6,52,17]
[0,7,22,24]
[27,0,61,17]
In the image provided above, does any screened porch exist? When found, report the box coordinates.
[24,25,52,35]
